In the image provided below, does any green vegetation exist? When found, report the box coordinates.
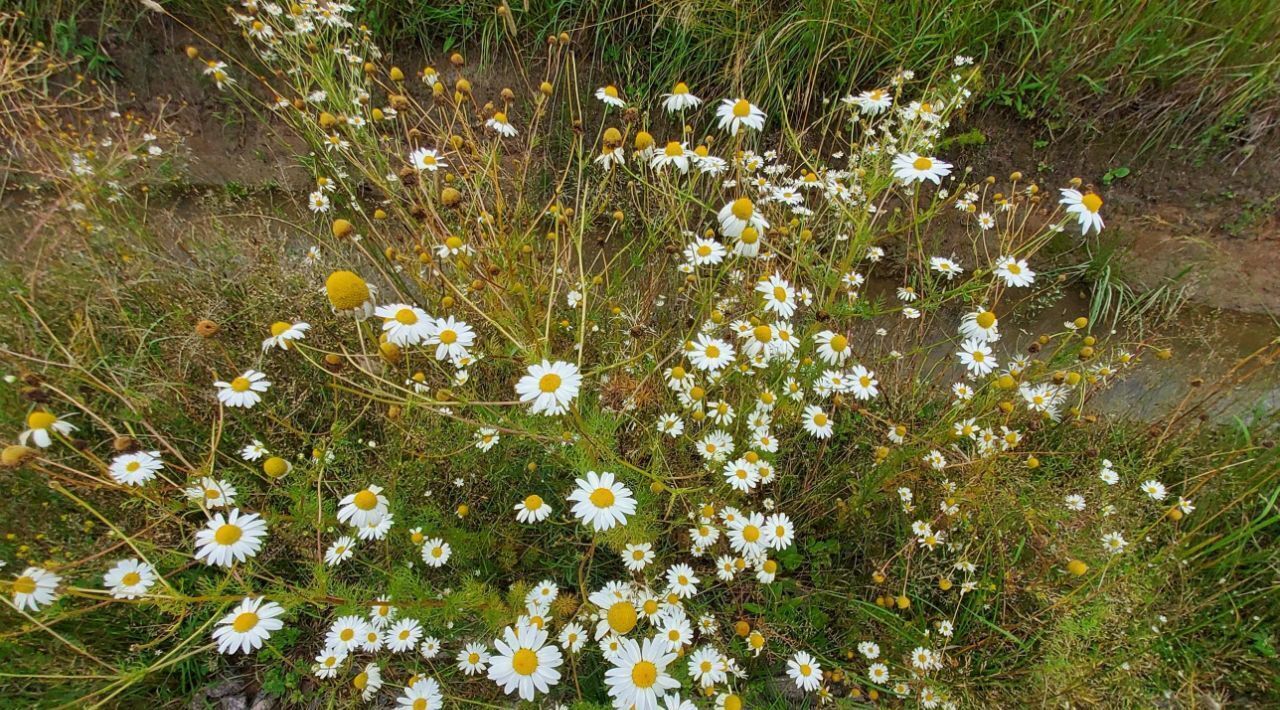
[0,4,1277,709]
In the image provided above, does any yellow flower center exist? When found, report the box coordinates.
[538,373,562,393]
[813,413,828,427]
[590,487,615,508]
[829,334,848,351]
[697,245,712,257]
[439,329,457,344]
[1081,193,1103,212]
[972,351,985,362]
[121,572,142,586]
[1007,263,1022,274]
[512,648,539,675]
[231,611,258,633]
[772,286,787,302]
[860,376,872,388]
[724,695,743,710]
[664,141,684,157]
[607,601,638,634]
[523,494,543,510]
[214,524,242,545]
[325,270,370,310]
[631,660,658,688]
[742,525,761,542]
[763,559,778,573]
[412,700,427,710]
[13,576,36,594]
[353,672,368,690]
[270,321,292,337]
[976,311,997,329]
[673,82,689,95]
[394,308,418,325]
[732,99,751,117]
[353,490,379,510]
[26,411,57,430]
[800,664,812,676]
[125,461,141,472]
[913,156,933,171]
[704,344,720,359]
[445,235,463,250]
[730,197,754,220]
[493,111,508,124]
[753,325,772,342]
[230,377,251,392]
[205,488,220,499]
[643,599,659,615]
[263,457,289,477]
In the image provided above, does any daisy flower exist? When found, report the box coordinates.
[604,636,681,710]
[994,256,1036,287]
[386,618,423,652]
[214,370,270,408]
[787,651,822,691]
[488,623,564,702]
[651,141,693,173]
[458,642,491,675]
[426,315,474,361]
[848,364,879,400]
[338,485,389,528]
[595,85,626,107]
[684,237,726,266]
[1059,188,1105,234]
[420,538,452,567]
[325,536,357,566]
[515,494,552,523]
[665,563,700,599]
[850,88,892,115]
[375,303,432,346]
[194,509,267,567]
[892,152,952,185]
[802,404,834,438]
[957,339,998,377]
[662,82,701,113]
[622,542,655,571]
[103,558,156,599]
[715,98,765,135]
[814,330,851,365]
[262,321,309,351]
[326,615,370,651]
[354,662,382,701]
[515,360,582,415]
[717,197,769,239]
[559,622,587,653]
[240,440,267,461]
[756,274,796,319]
[688,334,735,373]
[11,567,60,611]
[212,597,284,654]
[324,270,377,318]
[108,450,164,486]
[568,471,636,531]
[18,411,75,449]
[486,111,518,137]
[185,477,237,508]
[313,646,347,679]
[409,147,446,172]
[687,646,727,688]
[395,676,443,710]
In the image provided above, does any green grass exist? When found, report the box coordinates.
[24,0,1277,147]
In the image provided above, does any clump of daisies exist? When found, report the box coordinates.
[3,9,1257,709]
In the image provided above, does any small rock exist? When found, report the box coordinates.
[219,695,247,710]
